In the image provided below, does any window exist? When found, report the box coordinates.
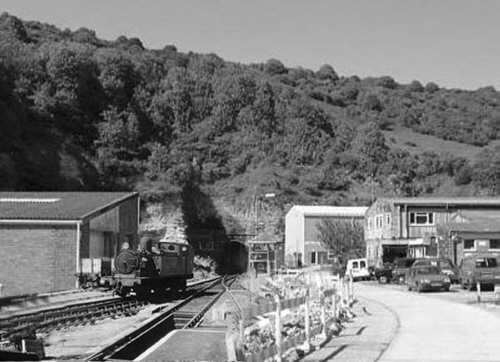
[475,258,498,268]
[376,215,383,229]
[490,239,500,249]
[352,261,359,269]
[386,214,391,225]
[317,252,328,264]
[409,212,434,225]
[327,251,335,259]
[464,240,475,250]
[310,252,316,264]
[360,260,366,268]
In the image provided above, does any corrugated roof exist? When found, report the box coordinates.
[0,192,138,221]
[377,197,500,206]
[290,205,368,217]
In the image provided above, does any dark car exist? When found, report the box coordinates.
[407,265,451,292]
[412,257,459,284]
[391,257,416,284]
[459,255,500,290]
[374,262,393,283]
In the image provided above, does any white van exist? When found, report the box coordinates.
[346,258,370,281]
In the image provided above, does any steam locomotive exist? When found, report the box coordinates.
[107,239,194,297]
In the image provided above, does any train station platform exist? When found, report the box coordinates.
[135,328,228,361]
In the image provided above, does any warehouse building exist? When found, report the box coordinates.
[365,197,500,267]
[0,192,139,297]
[285,205,368,267]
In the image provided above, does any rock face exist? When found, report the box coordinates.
[162,215,189,244]
[141,201,188,244]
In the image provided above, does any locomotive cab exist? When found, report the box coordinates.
[157,240,194,280]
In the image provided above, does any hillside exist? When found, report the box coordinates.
[2,12,500,237]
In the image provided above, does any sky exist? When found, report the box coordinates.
[2,0,500,90]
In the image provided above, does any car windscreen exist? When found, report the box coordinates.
[475,258,498,268]
[415,266,440,274]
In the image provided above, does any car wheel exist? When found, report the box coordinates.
[408,284,412,291]
[443,286,450,292]
[379,276,387,284]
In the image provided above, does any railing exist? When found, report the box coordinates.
[226,273,355,362]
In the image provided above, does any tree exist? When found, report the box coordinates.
[264,58,287,75]
[363,94,383,112]
[316,64,339,81]
[408,80,424,92]
[351,122,389,175]
[252,82,277,136]
[317,219,365,265]
[95,48,138,108]
[376,76,397,89]
[425,82,439,93]
[95,106,141,187]
[472,146,500,194]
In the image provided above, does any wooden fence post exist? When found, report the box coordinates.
[332,288,338,320]
[274,294,282,362]
[320,288,327,338]
[343,277,349,307]
[349,274,354,305]
[304,288,311,352]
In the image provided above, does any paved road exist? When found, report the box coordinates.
[356,283,500,362]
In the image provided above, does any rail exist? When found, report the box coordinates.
[185,275,237,328]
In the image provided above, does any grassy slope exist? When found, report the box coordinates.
[383,126,496,161]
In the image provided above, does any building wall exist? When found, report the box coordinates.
[366,200,500,266]
[83,196,139,274]
[0,225,76,296]
[284,208,304,267]
[119,196,139,247]
[365,200,395,241]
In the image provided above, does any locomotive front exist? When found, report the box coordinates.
[110,238,194,297]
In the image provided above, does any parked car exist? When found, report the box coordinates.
[459,255,500,290]
[374,262,394,283]
[346,258,370,281]
[391,257,416,284]
[407,265,451,292]
[412,257,459,283]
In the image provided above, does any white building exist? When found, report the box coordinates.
[285,205,368,267]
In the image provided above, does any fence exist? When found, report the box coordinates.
[226,272,355,362]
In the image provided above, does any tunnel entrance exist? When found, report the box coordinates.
[225,240,249,274]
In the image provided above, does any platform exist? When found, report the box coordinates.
[135,328,227,361]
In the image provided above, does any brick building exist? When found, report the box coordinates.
[0,192,139,297]
[365,197,500,267]
[285,205,368,267]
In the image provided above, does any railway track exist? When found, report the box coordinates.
[86,275,235,361]
[0,296,144,341]
[0,277,221,342]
